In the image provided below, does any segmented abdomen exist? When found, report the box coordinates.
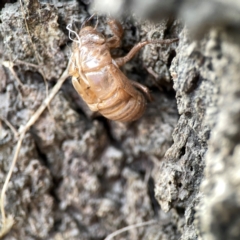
[99,89,146,122]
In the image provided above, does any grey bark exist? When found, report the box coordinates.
[0,0,239,240]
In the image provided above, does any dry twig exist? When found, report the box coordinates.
[19,0,41,64]
[0,63,70,237]
[0,117,18,139]
[104,220,158,240]
[2,61,24,88]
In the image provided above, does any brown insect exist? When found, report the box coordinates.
[68,18,178,122]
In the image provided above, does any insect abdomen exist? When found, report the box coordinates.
[99,90,146,122]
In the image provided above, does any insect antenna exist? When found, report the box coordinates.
[81,13,96,29]
[94,14,99,30]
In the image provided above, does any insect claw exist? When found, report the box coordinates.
[148,93,154,102]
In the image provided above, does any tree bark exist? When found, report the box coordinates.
[0,0,240,240]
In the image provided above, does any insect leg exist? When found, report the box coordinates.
[114,41,149,66]
[75,52,90,87]
[130,80,154,102]
[114,38,178,67]
[106,19,124,48]
[72,78,99,111]
[72,77,85,96]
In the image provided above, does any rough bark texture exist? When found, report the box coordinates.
[0,0,240,240]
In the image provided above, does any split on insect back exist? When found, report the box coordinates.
[67,15,178,122]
